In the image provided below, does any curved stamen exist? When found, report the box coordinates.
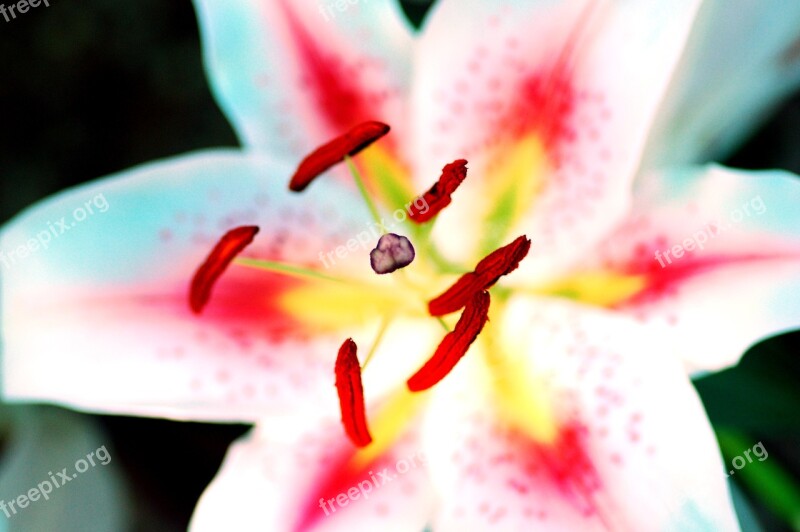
[335,338,373,447]
[189,225,259,314]
[289,121,390,192]
[408,159,468,223]
[429,235,530,316]
[407,290,491,392]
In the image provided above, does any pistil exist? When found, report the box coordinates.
[188,119,534,450]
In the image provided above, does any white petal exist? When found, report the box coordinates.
[193,0,414,161]
[643,0,800,166]
[190,416,436,532]
[420,296,739,531]
[588,165,800,372]
[412,0,702,280]
[1,149,418,421]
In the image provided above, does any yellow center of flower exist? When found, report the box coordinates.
[233,138,645,451]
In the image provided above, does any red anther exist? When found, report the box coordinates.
[289,121,391,192]
[407,291,490,392]
[408,159,468,223]
[474,234,531,285]
[426,272,485,317]
[335,338,373,447]
[428,235,531,316]
[189,226,259,314]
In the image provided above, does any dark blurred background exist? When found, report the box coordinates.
[0,1,798,530]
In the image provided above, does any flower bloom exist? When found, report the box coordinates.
[3,0,800,530]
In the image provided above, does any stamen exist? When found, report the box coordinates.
[345,155,384,230]
[407,291,490,392]
[335,338,373,447]
[235,257,347,284]
[473,234,532,281]
[428,235,530,316]
[408,159,468,223]
[428,272,485,316]
[289,121,390,192]
[361,315,392,370]
[189,226,259,314]
[370,233,415,274]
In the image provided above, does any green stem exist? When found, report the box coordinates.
[345,155,384,231]
[235,258,347,284]
[423,240,465,274]
[362,315,392,370]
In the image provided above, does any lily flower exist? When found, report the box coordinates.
[2,0,800,530]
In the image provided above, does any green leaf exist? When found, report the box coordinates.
[694,332,800,436]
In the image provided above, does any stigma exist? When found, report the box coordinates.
[369,233,415,274]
